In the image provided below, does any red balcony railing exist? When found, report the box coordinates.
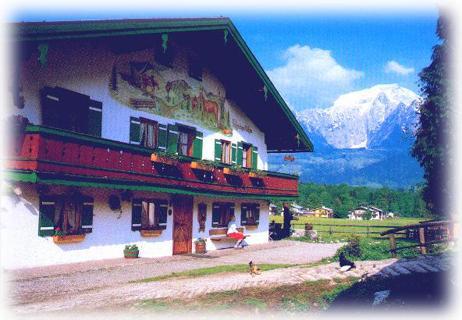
[6,125,299,199]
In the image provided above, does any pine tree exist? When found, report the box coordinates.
[412,15,450,216]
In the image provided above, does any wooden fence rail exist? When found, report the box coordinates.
[291,222,405,238]
[379,220,457,257]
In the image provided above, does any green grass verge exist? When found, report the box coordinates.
[131,263,294,283]
[137,277,359,313]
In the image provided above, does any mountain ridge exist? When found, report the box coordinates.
[297,84,421,150]
[269,84,424,188]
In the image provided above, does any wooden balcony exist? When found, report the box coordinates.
[5,125,299,199]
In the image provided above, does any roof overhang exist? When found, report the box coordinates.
[13,18,313,153]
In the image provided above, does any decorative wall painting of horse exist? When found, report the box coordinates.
[110,60,232,135]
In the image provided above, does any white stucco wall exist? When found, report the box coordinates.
[8,38,268,170]
[1,183,269,269]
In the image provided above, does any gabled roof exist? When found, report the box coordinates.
[13,18,313,153]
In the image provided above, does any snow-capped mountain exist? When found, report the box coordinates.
[297,84,421,150]
[268,84,424,188]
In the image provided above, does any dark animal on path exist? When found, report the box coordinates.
[339,252,356,271]
[249,261,261,276]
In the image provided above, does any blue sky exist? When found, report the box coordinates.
[232,13,439,110]
[15,9,439,111]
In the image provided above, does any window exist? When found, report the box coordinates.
[242,144,252,168]
[41,86,102,137]
[221,140,231,164]
[131,199,168,231]
[140,118,158,149]
[241,203,260,226]
[178,127,195,157]
[38,194,94,237]
[215,139,234,164]
[212,202,235,228]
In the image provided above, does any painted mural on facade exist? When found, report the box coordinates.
[109,60,232,134]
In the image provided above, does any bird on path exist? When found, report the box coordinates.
[339,252,356,272]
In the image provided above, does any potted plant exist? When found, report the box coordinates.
[194,238,207,254]
[123,244,139,258]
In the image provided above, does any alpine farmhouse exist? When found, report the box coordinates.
[3,18,313,269]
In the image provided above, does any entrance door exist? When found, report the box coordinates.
[172,195,193,255]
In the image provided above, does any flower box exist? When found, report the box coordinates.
[190,161,214,171]
[223,167,241,175]
[140,229,163,237]
[52,234,86,244]
[151,153,177,166]
[223,167,232,174]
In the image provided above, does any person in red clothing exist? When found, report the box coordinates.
[227,214,246,248]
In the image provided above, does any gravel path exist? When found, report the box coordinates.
[9,253,452,314]
[7,240,342,307]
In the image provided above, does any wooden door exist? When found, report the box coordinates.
[172,195,193,255]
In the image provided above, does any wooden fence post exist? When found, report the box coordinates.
[388,234,397,258]
[329,226,333,236]
[419,227,427,254]
[367,226,370,238]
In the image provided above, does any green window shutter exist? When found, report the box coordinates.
[192,131,203,159]
[158,124,168,152]
[131,199,142,231]
[212,204,220,227]
[87,100,102,137]
[129,117,141,144]
[38,197,56,237]
[82,197,94,233]
[158,200,168,226]
[252,146,258,170]
[214,139,222,162]
[167,124,179,154]
[236,142,243,166]
[240,204,247,225]
[231,143,237,165]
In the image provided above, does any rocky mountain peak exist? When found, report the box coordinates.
[297,84,421,149]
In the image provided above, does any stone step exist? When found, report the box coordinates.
[390,264,412,275]
[416,262,440,273]
[380,266,401,277]
[402,262,428,273]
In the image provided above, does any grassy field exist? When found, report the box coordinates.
[270,216,424,241]
[270,216,424,226]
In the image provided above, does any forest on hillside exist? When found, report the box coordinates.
[279,183,430,218]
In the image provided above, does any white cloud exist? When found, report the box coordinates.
[384,60,414,76]
[266,44,363,110]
